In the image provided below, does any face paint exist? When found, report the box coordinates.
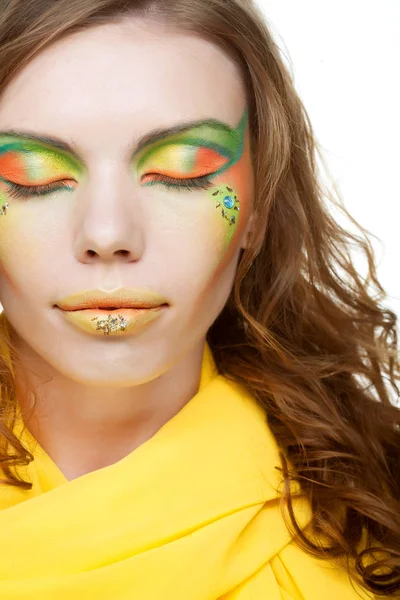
[0,139,84,279]
[135,109,248,189]
[0,138,82,204]
[134,109,249,270]
[208,184,240,246]
[0,110,250,269]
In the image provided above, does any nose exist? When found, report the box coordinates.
[72,166,145,264]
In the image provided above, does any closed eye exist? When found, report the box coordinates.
[4,179,76,199]
[3,171,214,200]
[140,173,214,191]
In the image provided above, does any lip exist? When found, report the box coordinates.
[55,287,169,311]
[58,306,165,336]
[54,288,168,336]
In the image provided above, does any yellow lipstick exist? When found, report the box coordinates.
[55,288,168,336]
[59,306,164,336]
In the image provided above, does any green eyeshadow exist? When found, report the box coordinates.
[136,109,248,179]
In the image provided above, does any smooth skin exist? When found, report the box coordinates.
[0,18,255,480]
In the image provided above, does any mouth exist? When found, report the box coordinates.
[56,305,167,336]
[57,304,168,312]
[54,288,169,335]
[54,287,169,312]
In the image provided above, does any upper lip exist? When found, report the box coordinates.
[55,288,168,311]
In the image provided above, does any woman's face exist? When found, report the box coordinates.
[0,19,254,384]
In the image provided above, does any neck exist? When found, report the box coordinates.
[13,335,206,479]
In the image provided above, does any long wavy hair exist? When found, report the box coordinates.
[0,0,398,596]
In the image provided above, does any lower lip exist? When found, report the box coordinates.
[57,306,165,336]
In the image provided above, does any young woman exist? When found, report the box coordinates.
[0,0,398,598]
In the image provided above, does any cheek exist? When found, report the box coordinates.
[207,182,240,254]
[0,196,49,292]
[159,136,253,285]
[161,157,253,304]
[202,134,253,273]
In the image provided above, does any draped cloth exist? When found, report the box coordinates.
[0,340,375,599]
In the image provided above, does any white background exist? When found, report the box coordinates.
[255,0,400,319]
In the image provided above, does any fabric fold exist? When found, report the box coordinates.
[0,340,375,599]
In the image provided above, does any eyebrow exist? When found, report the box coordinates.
[0,118,238,160]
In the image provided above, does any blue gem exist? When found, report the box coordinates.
[223,195,235,209]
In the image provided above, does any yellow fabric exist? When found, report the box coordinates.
[0,341,376,599]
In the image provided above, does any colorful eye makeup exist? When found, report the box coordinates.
[0,109,248,199]
[0,138,82,201]
[0,107,249,235]
[0,110,251,285]
[135,109,247,191]
[134,109,249,250]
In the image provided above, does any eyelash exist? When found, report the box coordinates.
[142,173,214,191]
[5,180,73,199]
[3,173,214,200]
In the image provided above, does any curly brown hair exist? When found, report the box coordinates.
[0,0,398,596]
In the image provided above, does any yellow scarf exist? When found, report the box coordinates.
[0,339,375,599]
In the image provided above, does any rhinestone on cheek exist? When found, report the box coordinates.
[223,195,235,209]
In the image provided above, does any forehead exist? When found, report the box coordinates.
[0,19,246,154]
